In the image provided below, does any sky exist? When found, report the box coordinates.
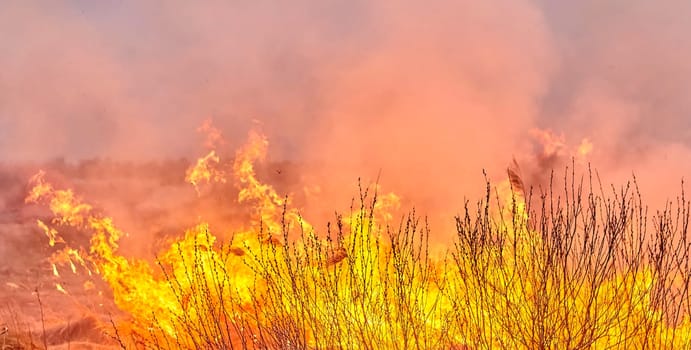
[1,0,691,211]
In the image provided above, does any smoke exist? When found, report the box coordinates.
[294,1,555,225]
[538,0,691,207]
[1,1,690,221]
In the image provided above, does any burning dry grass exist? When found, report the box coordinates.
[30,182,691,349]
[111,177,691,349]
[14,130,691,349]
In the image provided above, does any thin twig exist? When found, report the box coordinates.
[34,287,48,349]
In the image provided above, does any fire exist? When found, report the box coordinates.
[577,137,594,158]
[233,130,311,236]
[185,150,225,193]
[530,128,594,164]
[37,219,61,247]
[185,118,228,193]
[24,127,320,346]
[24,124,691,348]
[26,170,92,226]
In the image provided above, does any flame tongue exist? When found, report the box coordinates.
[25,125,691,349]
[24,129,326,345]
[185,150,225,193]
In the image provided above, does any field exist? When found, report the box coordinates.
[2,134,691,349]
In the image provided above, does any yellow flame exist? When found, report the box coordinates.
[37,219,61,247]
[185,119,228,194]
[185,150,226,193]
[25,170,51,204]
[577,137,594,160]
[26,128,691,349]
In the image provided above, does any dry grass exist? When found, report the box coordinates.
[12,165,691,349]
[1,307,42,350]
[0,297,114,349]
[100,169,691,349]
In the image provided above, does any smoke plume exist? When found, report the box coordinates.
[1,0,690,219]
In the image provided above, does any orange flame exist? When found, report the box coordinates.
[26,127,691,349]
[185,150,226,193]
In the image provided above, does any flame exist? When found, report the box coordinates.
[232,130,310,236]
[37,219,61,247]
[25,129,316,345]
[530,128,595,164]
[577,137,594,160]
[185,119,228,194]
[51,247,91,275]
[25,127,691,348]
[185,150,225,193]
[25,171,92,226]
